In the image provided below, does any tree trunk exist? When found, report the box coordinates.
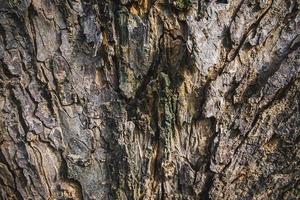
[0,0,299,199]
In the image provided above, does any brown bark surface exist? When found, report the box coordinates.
[0,0,299,199]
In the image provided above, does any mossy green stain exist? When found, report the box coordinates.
[173,0,193,11]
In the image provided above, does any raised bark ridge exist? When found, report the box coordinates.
[0,0,299,199]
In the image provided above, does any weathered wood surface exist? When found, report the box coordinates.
[0,0,299,199]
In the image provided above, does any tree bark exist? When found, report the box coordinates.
[0,0,299,199]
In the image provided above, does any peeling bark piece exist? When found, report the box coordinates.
[3,49,22,76]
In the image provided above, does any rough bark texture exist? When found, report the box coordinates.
[0,0,299,199]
